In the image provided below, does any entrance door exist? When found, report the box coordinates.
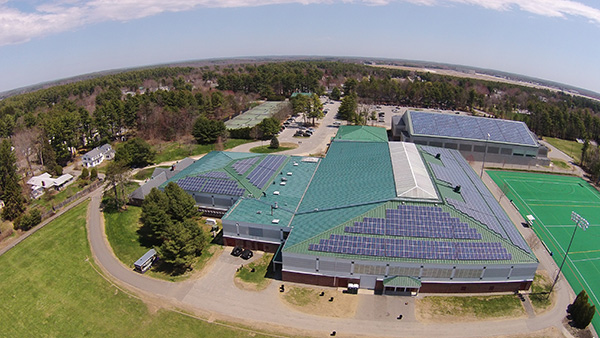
[360,275,377,289]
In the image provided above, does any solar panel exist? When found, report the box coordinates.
[345,204,481,240]
[231,157,260,175]
[176,176,207,192]
[176,176,244,196]
[410,111,536,146]
[308,234,511,261]
[201,178,245,196]
[421,146,531,253]
[200,171,230,179]
[246,155,287,189]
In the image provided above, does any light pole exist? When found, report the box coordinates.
[548,211,589,297]
[480,133,490,178]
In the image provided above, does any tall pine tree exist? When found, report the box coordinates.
[0,139,25,221]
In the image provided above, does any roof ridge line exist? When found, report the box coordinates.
[296,199,390,215]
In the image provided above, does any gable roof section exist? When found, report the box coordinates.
[334,125,388,142]
[295,140,396,213]
[283,201,537,265]
[420,145,532,253]
[130,172,167,200]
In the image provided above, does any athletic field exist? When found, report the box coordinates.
[488,170,600,330]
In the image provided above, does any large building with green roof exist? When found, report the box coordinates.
[166,126,538,293]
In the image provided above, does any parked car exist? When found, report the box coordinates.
[231,246,243,256]
[241,249,253,260]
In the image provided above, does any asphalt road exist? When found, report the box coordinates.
[85,187,577,337]
[82,102,584,337]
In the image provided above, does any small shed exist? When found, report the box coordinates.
[134,249,157,273]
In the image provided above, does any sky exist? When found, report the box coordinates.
[1,0,600,94]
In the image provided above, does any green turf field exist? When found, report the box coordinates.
[488,170,600,330]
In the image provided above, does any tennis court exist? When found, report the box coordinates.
[488,170,600,330]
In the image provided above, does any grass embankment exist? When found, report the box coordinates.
[544,137,583,164]
[133,168,156,180]
[528,273,553,313]
[551,159,571,170]
[153,139,253,163]
[104,206,220,282]
[235,253,273,290]
[249,143,298,153]
[416,294,525,322]
[280,285,358,318]
[0,203,272,337]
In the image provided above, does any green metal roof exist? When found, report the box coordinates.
[333,125,388,143]
[283,200,538,265]
[383,276,421,288]
[296,140,396,213]
[164,151,257,186]
[223,157,320,226]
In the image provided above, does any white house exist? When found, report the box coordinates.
[27,173,74,199]
[82,144,115,168]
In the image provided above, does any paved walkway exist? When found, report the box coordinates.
[86,189,576,337]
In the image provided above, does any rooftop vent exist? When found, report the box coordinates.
[272,219,280,224]
[454,185,461,193]
[273,191,280,195]
[280,182,286,186]
[287,172,293,176]
[256,211,262,214]
[435,153,441,159]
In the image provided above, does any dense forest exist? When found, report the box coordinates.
[2,60,600,179]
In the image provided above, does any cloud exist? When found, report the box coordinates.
[0,0,599,46]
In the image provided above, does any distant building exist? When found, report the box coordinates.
[81,144,115,168]
[392,111,549,166]
[27,173,74,199]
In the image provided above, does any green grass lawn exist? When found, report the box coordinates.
[283,286,320,306]
[0,202,273,337]
[551,159,571,170]
[235,253,273,289]
[419,294,525,319]
[153,139,253,164]
[249,143,297,154]
[104,205,219,282]
[544,137,583,164]
[133,167,156,180]
[529,273,553,312]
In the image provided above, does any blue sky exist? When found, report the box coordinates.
[1,0,599,94]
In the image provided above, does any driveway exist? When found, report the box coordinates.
[86,189,576,337]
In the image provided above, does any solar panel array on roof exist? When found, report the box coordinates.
[247,155,287,189]
[421,146,531,253]
[231,157,259,175]
[308,234,511,261]
[410,111,537,146]
[345,205,481,240]
[199,171,230,179]
[176,176,245,196]
[176,176,207,191]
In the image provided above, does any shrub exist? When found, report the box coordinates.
[14,209,42,231]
